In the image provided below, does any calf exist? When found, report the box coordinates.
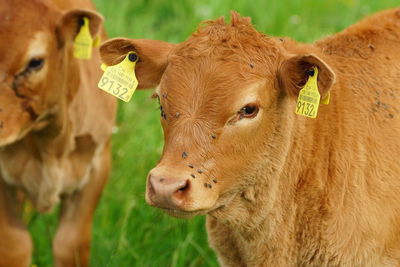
[0,0,116,266]
[100,9,400,267]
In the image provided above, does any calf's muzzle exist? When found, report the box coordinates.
[147,174,190,210]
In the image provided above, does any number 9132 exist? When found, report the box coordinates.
[99,77,129,100]
[296,101,316,117]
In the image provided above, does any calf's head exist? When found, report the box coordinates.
[100,12,335,218]
[0,0,102,146]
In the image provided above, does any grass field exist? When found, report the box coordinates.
[29,0,399,266]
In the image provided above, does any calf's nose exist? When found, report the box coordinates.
[148,175,190,209]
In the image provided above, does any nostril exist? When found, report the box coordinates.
[178,181,189,192]
[173,179,190,202]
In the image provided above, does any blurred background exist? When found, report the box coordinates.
[29,0,398,266]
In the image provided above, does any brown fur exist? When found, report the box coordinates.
[101,9,400,266]
[0,0,116,266]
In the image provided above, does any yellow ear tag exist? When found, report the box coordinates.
[321,91,330,105]
[73,17,93,59]
[100,63,107,71]
[93,35,101,47]
[295,67,320,118]
[98,52,139,102]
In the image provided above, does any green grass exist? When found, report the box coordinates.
[29,0,398,266]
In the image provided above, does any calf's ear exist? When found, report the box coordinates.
[99,38,176,89]
[278,54,336,98]
[57,9,103,45]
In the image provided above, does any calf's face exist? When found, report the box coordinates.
[100,13,335,217]
[0,0,102,146]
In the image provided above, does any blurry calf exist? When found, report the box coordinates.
[0,0,116,266]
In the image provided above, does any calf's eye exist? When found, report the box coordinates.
[26,58,45,72]
[239,104,259,119]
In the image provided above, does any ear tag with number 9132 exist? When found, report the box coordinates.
[73,17,93,59]
[295,67,320,118]
[98,52,139,102]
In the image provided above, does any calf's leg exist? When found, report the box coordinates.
[0,178,32,267]
[52,142,111,267]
